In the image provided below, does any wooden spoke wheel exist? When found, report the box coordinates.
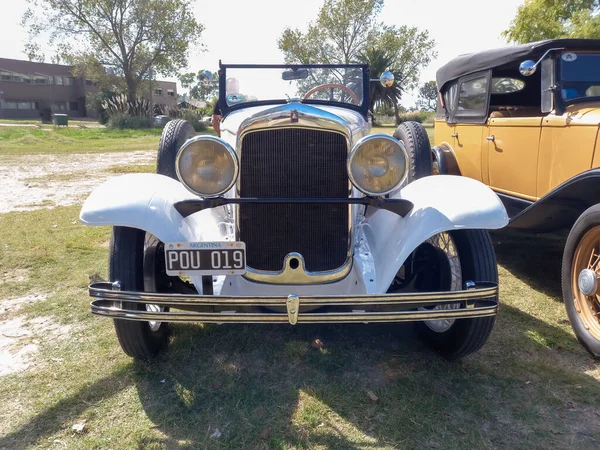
[562,204,600,358]
[570,226,600,341]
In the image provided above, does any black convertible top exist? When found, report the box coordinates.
[436,39,600,91]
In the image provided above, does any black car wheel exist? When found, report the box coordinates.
[110,227,171,360]
[414,229,499,360]
[393,121,433,182]
[157,119,195,179]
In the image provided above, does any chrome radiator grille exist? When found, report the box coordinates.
[239,128,349,272]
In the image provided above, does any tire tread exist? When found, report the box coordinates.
[156,119,195,179]
[393,121,432,182]
[110,227,168,359]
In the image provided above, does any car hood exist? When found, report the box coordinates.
[219,102,369,147]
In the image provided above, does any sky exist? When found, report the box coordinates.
[0,0,524,106]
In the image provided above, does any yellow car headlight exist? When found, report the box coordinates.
[176,136,239,197]
[347,134,409,196]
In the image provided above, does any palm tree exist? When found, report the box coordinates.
[358,47,403,124]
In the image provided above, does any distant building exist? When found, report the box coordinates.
[0,57,177,119]
[152,80,178,114]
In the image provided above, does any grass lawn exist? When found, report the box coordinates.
[0,126,216,155]
[0,124,599,448]
[0,127,162,155]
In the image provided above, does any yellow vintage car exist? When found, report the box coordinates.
[432,39,600,358]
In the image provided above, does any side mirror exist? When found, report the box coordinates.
[519,60,537,77]
[380,71,394,87]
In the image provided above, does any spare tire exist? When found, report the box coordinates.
[393,121,433,182]
[156,119,195,179]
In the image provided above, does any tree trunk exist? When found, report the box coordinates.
[125,74,137,104]
[393,102,400,126]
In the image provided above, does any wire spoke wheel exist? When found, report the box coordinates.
[571,226,600,341]
[392,229,498,359]
[143,236,167,332]
[421,232,463,333]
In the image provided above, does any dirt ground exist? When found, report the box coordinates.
[0,150,155,213]
[0,151,154,376]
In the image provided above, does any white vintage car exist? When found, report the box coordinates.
[80,63,508,360]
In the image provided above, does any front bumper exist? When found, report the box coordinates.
[89,281,498,325]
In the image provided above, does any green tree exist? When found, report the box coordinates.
[179,70,218,101]
[22,0,204,103]
[277,0,436,122]
[416,81,438,112]
[375,26,436,103]
[24,42,45,63]
[278,0,384,65]
[503,0,600,43]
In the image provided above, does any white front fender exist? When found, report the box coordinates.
[361,175,508,293]
[80,173,507,297]
[79,174,231,243]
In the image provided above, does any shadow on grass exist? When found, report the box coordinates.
[0,367,133,450]
[1,310,599,449]
[129,309,600,449]
[491,229,567,299]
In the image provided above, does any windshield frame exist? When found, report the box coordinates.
[217,62,370,119]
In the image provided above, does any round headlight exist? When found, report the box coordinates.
[176,136,238,197]
[347,134,408,196]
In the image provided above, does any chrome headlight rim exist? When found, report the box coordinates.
[347,134,409,197]
[175,135,239,198]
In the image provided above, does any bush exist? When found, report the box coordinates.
[395,110,435,125]
[107,114,153,129]
[102,93,153,117]
[87,89,118,125]
[180,109,209,132]
[374,115,395,125]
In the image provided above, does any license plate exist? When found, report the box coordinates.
[164,242,246,276]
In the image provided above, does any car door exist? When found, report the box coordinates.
[536,110,599,197]
[487,115,543,200]
[434,83,457,149]
[451,73,490,183]
[433,115,456,148]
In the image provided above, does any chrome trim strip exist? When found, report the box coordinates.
[91,305,497,324]
[235,103,356,284]
[286,294,300,325]
[244,252,353,285]
[89,281,497,305]
[236,103,354,137]
[90,281,498,324]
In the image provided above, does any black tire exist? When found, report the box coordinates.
[110,226,170,359]
[417,229,498,360]
[562,204,600,358]
[393,121,433,183]
[156,119,195,179]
